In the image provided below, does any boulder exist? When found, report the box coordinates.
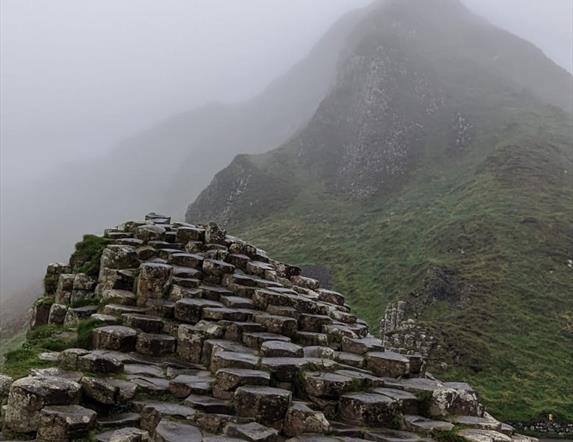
[81,376,137,405]
[135,333,177,356]
[225,422,279,442]
[213,368,271,399]
[136,262,173,306]
[92,326,138,352]
[365,352,410,378]
[284,402,330,437]
[339,392,399,427]
[154,419,203,442]
[4,375,81,433]
[234,386,292,429]
[37,405,96,442]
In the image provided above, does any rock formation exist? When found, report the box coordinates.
[0,213,536,442]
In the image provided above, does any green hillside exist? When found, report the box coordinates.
[186,0,573,424]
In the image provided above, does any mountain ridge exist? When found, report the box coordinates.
[186,0,573,422]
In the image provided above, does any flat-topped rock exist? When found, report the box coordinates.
[4,375,81,433]
[214,368,270,399]
[301,372,356,399]
[184,394,233,414]
[170,373,214,398]
[261,341,303,358]
[339,392,399,427]
[93,326,138,352]
[284,402,330,437]
[225,421,279,442]
[154,419,203,442]
[365,352,410,378]
[81,376,137,405]
[211,351,260,373]
[235,386,292,429]
[140,402,196,433]
[175,298,224,323]
[402,415,454,433]
[37,404,97,442]
[136,333,176,356]
[123,313,164,333]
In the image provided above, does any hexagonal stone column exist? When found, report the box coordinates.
[37,405,96,442]
[338,392,399,427]
[4,376,81,433]
[234,386,292,429]
[93,326,137,352]
[365,351,410,377]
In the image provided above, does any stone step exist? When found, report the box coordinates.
[96,412,141,430]
[103,303,149,317]
[136,333,177,357]
[213,368,271,400]
[37,404,97,442]
[170,374,214,398]
[234,386,292,429]
[243,332,291,349]
[261,341,303,358]
[140,402,197,433]
[122,313,165,333]
[184,394,233,414]
[401,415,454,434]
[339,392,399,427]
[102,289,137,306]
[92,325,138,352]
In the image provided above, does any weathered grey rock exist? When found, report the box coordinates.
[45,263,71,295]
[100,245,139,272]
[169,373,213,398]
[226,421,279,442]
[48,303,68,325]
[136,262,173,306]
[402,415,454,433]
[255,313,298,336]
[64,305,98,327]
[184,394,233,414]
[127,375,169,394]
[341,337,385,355]
[303,346,336,360]
[243,332,291,349]
[203,259,236,281]
[134,224,166,242]
[81,376,137,405]
[339,392,399,427]
[214,368,270,400]
[55,274,75,304]
[430,383,483,417]
[30,297,54,328]
[140,402,196,433]
[301,372,355,399]
[211,351,260,373]
[316,289,345,306]
[135,333,176,356]
[284,402,330,437]
[37,405,96,442]
[93,325,138,352]
[123,313,164,333]
[177,324,204,363]
[0,374,14,401]
[365,352,410,378]
[261,341,303,358]
[154,419,203,442]
[335,352,364,368]
[97,412,141,430]
[175,298,224,324]
[371,388,419,414]
[234,386,292,429]
[108,427,151,442]
[78,350,124,373]
[4,375,81,433]
[103,289,138,306]
[176,226,205,242]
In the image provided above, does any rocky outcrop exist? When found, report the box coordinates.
[0,213,536,442]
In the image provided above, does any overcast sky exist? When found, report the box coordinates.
[2,0,572,185]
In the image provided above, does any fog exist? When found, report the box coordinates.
[1,0,572,333]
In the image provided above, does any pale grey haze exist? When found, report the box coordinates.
[0,0,571,334]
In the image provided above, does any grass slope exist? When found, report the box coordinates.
[234,110,573,423]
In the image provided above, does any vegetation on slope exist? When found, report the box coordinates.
[234,109,573,423]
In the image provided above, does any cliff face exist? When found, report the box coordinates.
[0,213,538,442]
[185,0,573,423]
